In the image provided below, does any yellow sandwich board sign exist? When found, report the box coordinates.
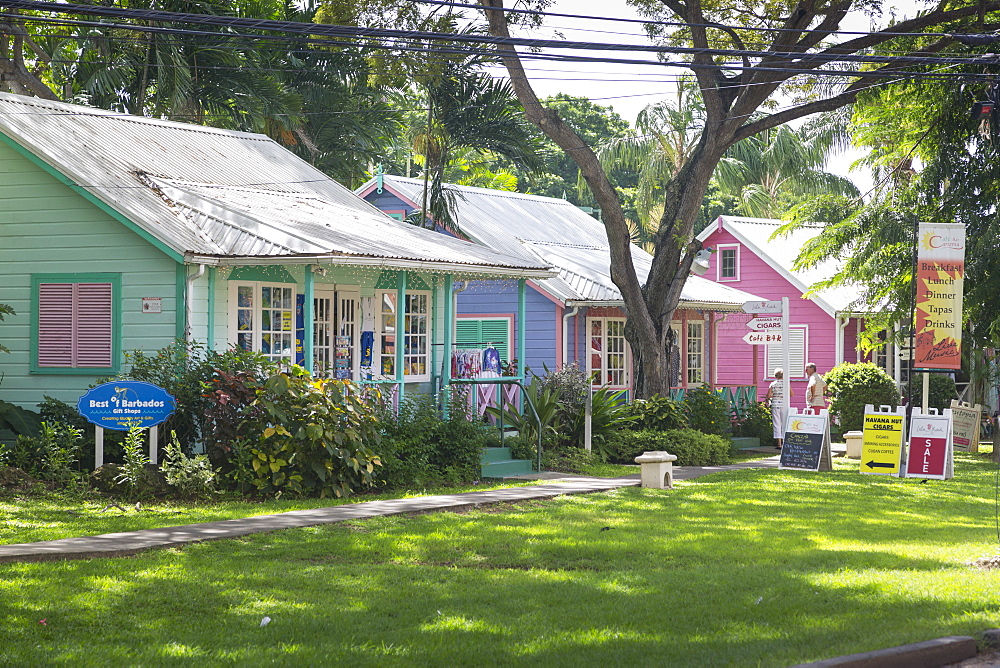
[860,405,905,476]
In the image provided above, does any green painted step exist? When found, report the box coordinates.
[481,446,513,463]
[480,447,534,478]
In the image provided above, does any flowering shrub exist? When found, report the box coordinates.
[683,386,731,436]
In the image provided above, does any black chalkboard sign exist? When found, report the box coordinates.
[780,430,824,471]
[778,410,832,472]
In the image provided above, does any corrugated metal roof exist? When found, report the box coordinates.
[0,93,550,276]
[364,175,764,308]
[698,216,859,313]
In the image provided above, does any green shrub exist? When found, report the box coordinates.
[683,386,731,436]
[533,363,588,413]
[11,420,83,484]
[249,369,383,498]
[902,373,958,411]
[733,401,774,447]
[625,395,687,431]
[605,428,731,466]
[825,362,900,432]
[568,388,635,459]
[115,425,155,500]
[377,394,489,489]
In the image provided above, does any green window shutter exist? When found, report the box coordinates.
[455,318,510,362]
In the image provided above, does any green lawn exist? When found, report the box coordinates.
[3,453,1000,666]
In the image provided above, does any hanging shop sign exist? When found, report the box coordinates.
[779,409,833,472]
[904,409,954,480]
[859,405,905,476]
[914,222,965,370]
[950,400,982,453]
[77,381,176,432]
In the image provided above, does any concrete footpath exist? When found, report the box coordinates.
[0,457,780,563]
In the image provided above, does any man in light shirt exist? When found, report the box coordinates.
[805,363,826,410]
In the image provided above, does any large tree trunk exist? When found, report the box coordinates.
[479,0,724,399]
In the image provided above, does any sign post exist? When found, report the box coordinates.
[859,404,906,476]
[78,381,177,468]
[779,408,833,472]
[743,299,790,419]
[904,408,954,480]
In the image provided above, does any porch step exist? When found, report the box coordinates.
[480,447,534,478]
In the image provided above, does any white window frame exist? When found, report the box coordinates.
[686,320,706,385]
[228,281,297,365]
[587,316,631,389]
[765,325,808,379]
[376,289,431,382]
[717,244,740,281]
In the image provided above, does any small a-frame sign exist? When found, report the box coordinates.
[860,404,906,476]
[950,400,982,453]
[779,408,833,472]
[904,408,954,480]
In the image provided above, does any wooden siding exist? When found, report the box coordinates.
[0,139,179,408]
[457,281,558,375]
[701,226,861,407]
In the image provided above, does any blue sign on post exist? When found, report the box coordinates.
[77,381,177,432]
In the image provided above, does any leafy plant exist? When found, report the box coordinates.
[625,395,687,431]
[532,363,589,413]
[115,425,152,500]
[825,362,900,432]
[249,368,383,498]
[486,381,564,447]
[162,431,218,499]
[683,386,731,436]
[0,400,42,439]
[732,401,775,447]
[567,388,636,459]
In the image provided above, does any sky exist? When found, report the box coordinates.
[484,0,927,194]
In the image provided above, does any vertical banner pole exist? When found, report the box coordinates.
[396,271,407,407]
[443,274,453,419]
[304,264,315,375]
[781,297,790,417]
[922,372,930,414]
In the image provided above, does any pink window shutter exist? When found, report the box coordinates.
[37,283,75,367]
[37,282,113,368]
[74,283,113,367]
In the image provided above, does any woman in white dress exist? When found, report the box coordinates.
[765,368,788,449]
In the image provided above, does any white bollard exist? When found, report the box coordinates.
[634,450,678,489]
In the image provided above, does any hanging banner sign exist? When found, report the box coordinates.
[950,400,982,453]
[904,409,954,480]
[779,409,833,472]
[860,405,905,476]
[914,222,965,370]
[77,381,176,432]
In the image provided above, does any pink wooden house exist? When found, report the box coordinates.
[697,216,903,408]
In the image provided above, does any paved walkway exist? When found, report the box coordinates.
[0,457,781,563]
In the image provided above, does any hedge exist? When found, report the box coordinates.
[606,428,731,466]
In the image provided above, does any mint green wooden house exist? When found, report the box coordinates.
[0,93,552,411]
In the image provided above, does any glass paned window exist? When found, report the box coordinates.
[588,317,629,388]
[378,290,430,379]
[230,282,295,365]
[686,321,704,384]
[720,247,738,279]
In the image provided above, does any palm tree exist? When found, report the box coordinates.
[716,111,859,218]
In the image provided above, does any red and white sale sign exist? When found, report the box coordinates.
[905,414,952,480]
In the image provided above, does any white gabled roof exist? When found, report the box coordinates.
[0,93,551,278]
[361,175,765,309]
[696,215,860,316]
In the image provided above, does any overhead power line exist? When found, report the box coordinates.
[2,0,1000,69]
[4,3,1000,82]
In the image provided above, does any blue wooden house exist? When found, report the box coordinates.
[0,93,553,412]
[358,175,764,404]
